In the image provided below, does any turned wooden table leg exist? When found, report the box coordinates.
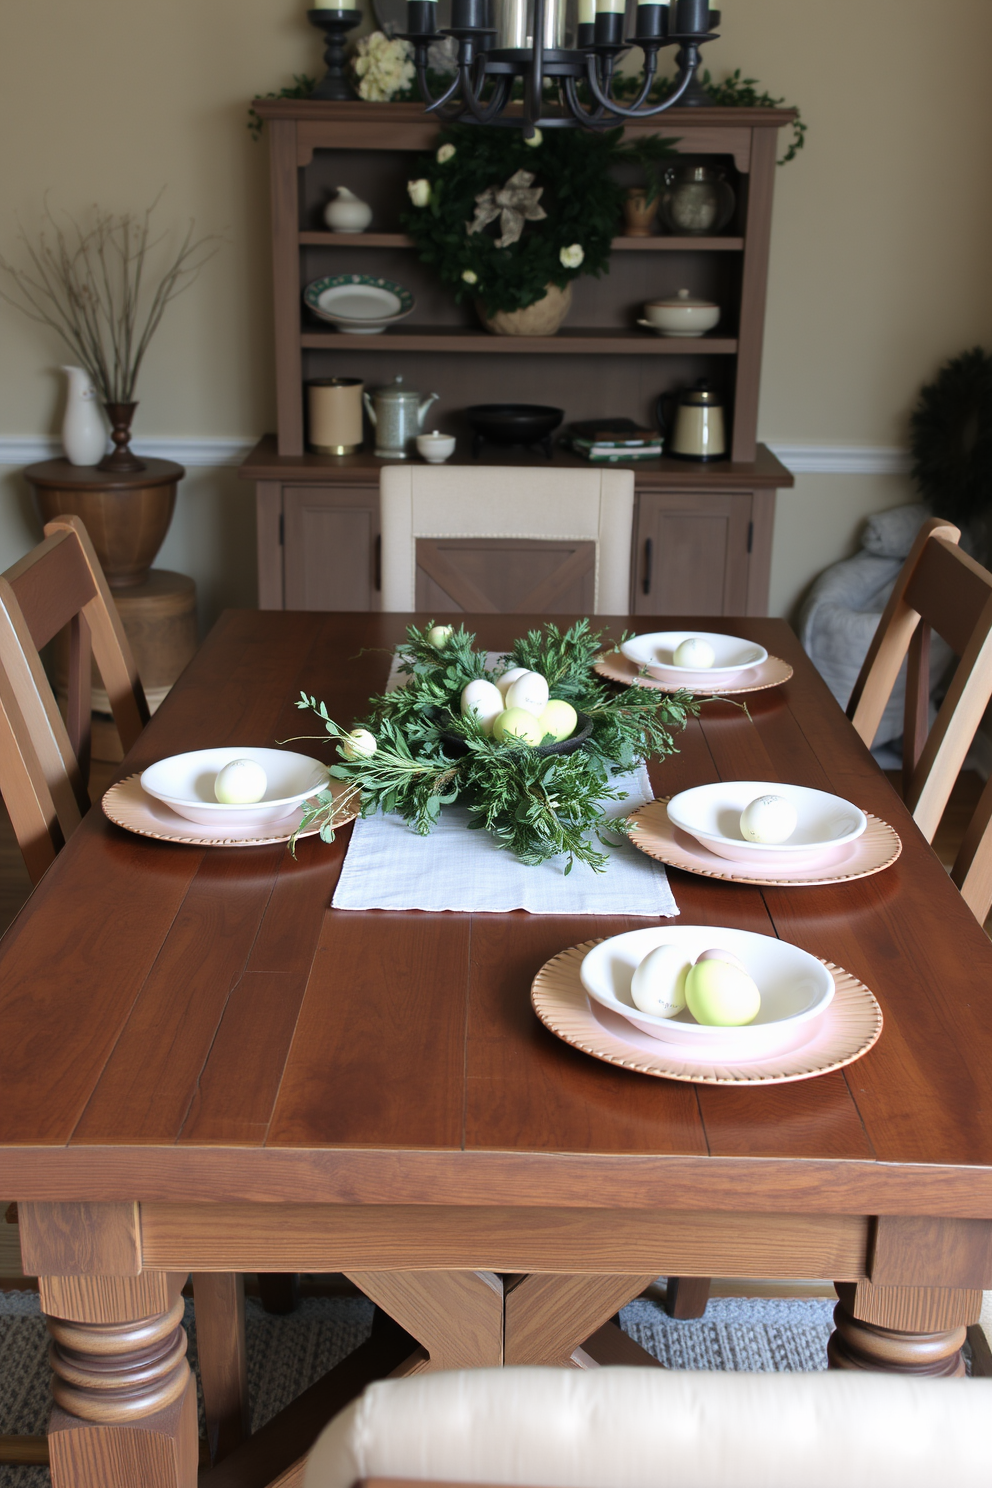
[828,1282,981,1377]
[41,1272,197,1488]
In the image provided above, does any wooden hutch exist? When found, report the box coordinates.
[240,100,794,613]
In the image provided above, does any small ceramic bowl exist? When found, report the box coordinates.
[620,631,767,685]
[641,289,721,338]
[580,925,835,1061]
[417,431,456,464]
[141,748,329,829]
[666,781,867,867]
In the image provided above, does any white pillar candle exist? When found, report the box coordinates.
[596,0,626,13]
[579,0,596,21]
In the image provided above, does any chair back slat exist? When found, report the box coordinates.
[0,515,150,885]
[5,531,98,650]
[904,535,992,658]
[952,772,992,923]
[901,619,931,787]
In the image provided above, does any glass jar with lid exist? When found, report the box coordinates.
[659,164,736,237]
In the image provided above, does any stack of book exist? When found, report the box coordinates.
[563,419,664,463]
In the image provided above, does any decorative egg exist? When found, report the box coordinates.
[630,944,691,1018]
[214,758,268,804]
[497,666,529,700]
[505,670,550,717]
[537,699,577,742]
[685,958,761,1027]
[695,947,747,976]
[427,625,453,648]
[340,728,377,761]
[740,794,798,844]
[493,707,543,746]
[673,637,716,669]
[460,679,506,735]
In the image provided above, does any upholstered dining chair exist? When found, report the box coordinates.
[0,515,253,1468]
[378,465,635,614]
[845,514,992,922]
[304,1365,990,1488]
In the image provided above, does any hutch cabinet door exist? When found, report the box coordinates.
[414,537,595,614]
[283,486,381,611]
[633,491,755,616]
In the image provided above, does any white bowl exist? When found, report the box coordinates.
[666,781,868,866]
[620,631,767,684]
[417,432,456,464]
[580,926,834,1061]
[141,748,329,829]
[641,291,721,338]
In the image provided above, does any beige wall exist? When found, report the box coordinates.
[1,0,991,624]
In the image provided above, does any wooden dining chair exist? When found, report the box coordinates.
[0,514,149,882]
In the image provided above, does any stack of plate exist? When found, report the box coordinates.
[303,275,415,335]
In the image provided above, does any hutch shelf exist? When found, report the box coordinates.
[240,100,795,615]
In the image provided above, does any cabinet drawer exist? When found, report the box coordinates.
[634,491,753,616]
[283,486,380,611]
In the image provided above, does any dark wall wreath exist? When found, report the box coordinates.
[910,347,992,531]
[401,125,673,317]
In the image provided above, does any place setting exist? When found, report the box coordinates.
[102,746,358,848]
[595,630,794,695]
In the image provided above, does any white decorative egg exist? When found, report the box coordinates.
[695,947,747,976]
[214,758,268,804]
[740,794,798,844]
[460,679,505,735]
[427,625,453,648]
[630,944,691,1018]
[673,637,716,669]
[497,666,529,700]
[685,958,761,1027]
[505,670,550,717]
[340,728,377,761]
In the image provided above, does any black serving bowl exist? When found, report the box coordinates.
[464,403,565,446]
[440,710,593,759]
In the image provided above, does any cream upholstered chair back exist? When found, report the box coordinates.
[379,465,635,614]
[304,1366,990,1488]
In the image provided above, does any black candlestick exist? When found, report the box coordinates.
[307,9,362,100]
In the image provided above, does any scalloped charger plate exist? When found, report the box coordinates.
[531,940,883,1085]
[626,798,902,886]
[102,773,359,848]
[595,650,793,695]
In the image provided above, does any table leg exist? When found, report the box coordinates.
[42,1271,197,1488]
[828,1281,982,1376]
[346,1270,504,1371]
[504,1274,659,1367]
[664,1277,712,1320]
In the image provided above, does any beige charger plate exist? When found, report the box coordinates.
[102,773,359,848]
[595,650,793,695]
[627,797,902,887]
[532,941,883,1086]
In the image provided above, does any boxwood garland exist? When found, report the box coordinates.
[290,620,698,873]
[400,125,641,317]
[910,346,992,531]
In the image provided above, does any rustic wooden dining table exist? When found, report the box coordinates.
[3,609,992,1488]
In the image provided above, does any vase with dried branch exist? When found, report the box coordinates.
[0,196,219,471]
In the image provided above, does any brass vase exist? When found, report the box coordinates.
[99,402,147,473]
[623,188,660,238]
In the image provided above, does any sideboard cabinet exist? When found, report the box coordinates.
[240,100,794,613]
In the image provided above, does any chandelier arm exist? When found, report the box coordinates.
[415,57,464,115]
[624,46,661,110]
[460,71,512,125]
[561,74,609,129]
[582,43,697,118]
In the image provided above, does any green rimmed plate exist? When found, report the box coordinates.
[303,274,415,334]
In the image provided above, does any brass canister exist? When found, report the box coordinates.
[307,377,364,454]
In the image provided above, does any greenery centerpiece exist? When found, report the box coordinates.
[401,125,675,324]
[292,620,698,872]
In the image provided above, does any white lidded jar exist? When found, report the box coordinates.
[323,187,373,234]
[61,366,106,466]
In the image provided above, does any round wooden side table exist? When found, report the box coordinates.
[24,457,185,589]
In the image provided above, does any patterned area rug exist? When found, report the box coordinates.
[0,1290,837,1488]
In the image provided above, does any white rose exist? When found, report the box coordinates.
[407,178,431,208]
[524,127,543,147]
[437,143,456,164]
[461,269,478,284]
[559,243,584,269]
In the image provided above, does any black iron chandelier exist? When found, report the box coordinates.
[402,0,720,131]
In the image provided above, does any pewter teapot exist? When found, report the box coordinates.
[363,377,439,460]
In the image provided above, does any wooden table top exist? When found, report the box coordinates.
[2,611,991,1218]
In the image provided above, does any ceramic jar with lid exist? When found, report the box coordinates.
[323,187,373,233]
[640,289,721,338]
[659,164,735,236]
